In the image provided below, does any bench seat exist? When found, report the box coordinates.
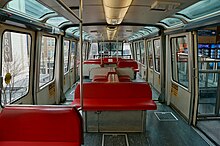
[0,106,83,146]
[0,141,79,146]
[72,82,156,111]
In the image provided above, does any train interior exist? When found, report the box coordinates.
[0,0,220,146]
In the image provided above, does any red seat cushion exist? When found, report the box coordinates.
[0,141,80,146]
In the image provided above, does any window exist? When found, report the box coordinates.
[63,40,70,73]
[39,36,56,87]
[147,41,153,69]
[171,36,189,88]
[154,39,161,73]
[98,42,123,57]
[88,43,98,59]
[160,18,183,27]
[6,0,56,19]
[140,41,145,64]
[1,31,31,105]
[123,43,132,59]
[136,43,141,62]
[177,0,220,20]
[70,42,76,69]
[47,17,69,27]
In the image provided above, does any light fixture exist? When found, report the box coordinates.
[103,0,133,25]
[106,26,118,40]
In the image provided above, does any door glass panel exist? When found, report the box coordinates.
[197,26,220,116]
[1,31,31,105]
[147,41,153,69]
[63,40,70,73]
[153,39,161,73]
[39,36,56,87]
[171,36,189,88]
[70,42,76,69]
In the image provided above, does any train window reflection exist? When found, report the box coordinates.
[63,40,70,73]
[1,31,31,104]
[147,41,153,69]
[153,39,161,73]
[39,36,56,87]
[171,36,189,88]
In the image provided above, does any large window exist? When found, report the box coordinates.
[98,42,123,57]
[63,40,70,73]
[1,31,31,104]
[171,36,189,88]
[39,36,56,87]
[147,41,153,69]
[154,39,161,73]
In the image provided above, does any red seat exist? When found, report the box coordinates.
[118,75,131,82]
[117,60,139,72]
[0,141,79,146]
[92,75,108,82]
[72,82,157,111]
[0,106,83,146]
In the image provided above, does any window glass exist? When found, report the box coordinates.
[70,42,76,69]
[177,0,220,20]
[89,43,98,59]
[63,40,70,73]
[136,43,141,62]
[98,42,123,57]
[1,31,31,105]
[140,41,145,64]
[39,36,56,87]
[76,43,80,67]
[6,0,55,19]
[47,17,69,27]
[154,39,161,73]
[147,41,153,69]
[123,43,132,59]
[160,18,183,27]
[171,36,189,88]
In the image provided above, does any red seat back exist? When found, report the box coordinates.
[0,106,82,143]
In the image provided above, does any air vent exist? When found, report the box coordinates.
[90,30,98,33]
[108,26,117,30]
[151,1,180,11]
[126,29,133,32]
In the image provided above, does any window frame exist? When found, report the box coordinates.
[63,39,70,74]
[170,35,189,89]
[1,29,32,104]
[153,39,161,74]
[70,41,76,69]
[39,35,57,89]
[147,40,154,70]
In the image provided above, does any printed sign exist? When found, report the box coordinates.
[3,32,13,62]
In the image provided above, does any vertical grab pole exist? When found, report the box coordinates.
[79,0,83,110]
